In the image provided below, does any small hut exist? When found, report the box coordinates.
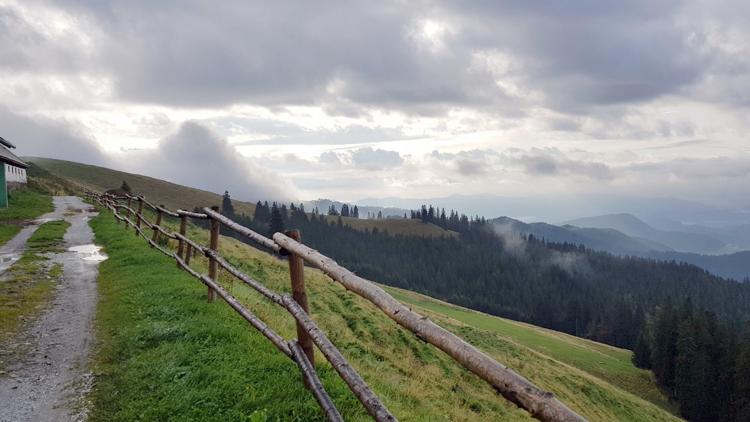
[0,137,28,208]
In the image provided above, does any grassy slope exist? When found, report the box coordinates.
[383,286,674,413]
[26,157,257,217]
[0,220,69,346]
[91,210,679,421]
[31,157,454,238]
[0,189,54,246]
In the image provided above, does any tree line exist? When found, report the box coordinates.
[632,301,750,421]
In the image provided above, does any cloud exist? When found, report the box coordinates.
[508,148,614,180]
[127,121,297,202]
[350,147,403,170]
[0,106,108,165]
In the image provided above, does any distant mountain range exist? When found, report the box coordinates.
[489,214,750,282]
[564,213,727,254]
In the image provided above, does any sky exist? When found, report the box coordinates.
[1,0,749,211]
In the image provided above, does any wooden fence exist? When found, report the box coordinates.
[89,191,586,422]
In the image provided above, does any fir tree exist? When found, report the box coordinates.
[269,203,285,235]
[221,191,235,217]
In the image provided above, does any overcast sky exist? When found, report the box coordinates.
[1,0,749,208]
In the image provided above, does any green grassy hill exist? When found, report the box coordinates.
[29,157,453,238]
[87,209,678,421]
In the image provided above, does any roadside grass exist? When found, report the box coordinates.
[104,212,679,421]
[0,189,54,246]
[0,220,70,348]
[88,213,369,422]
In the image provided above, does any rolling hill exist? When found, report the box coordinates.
[27,157,452,238]
[490,216,671,255]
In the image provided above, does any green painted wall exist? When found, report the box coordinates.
[0,163,7,208]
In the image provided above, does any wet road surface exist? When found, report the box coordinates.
[0,196,106,422]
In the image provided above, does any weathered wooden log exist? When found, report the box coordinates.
[273,233,585,422]
[204,249,283,305]
[135,197,144,234]
[285,229,315,367]
[155,205,180,218]
[202,207,281,253]
[289,340,344,422]
[177,215,188,261]
[151,207,164,246]
[207,206,220,303]
[282,296,396,422]
[177,209,209,219]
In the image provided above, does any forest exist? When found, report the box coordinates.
[213,194,750,421]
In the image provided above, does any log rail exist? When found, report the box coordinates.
[88,191,586,422]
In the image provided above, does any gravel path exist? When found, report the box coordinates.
[0,196,106,422]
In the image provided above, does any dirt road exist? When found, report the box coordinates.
[0,196,106,422]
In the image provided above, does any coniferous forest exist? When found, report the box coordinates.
[213,194,750,421]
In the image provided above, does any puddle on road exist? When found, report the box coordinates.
[0,253,21,272]
[68,245,108,262]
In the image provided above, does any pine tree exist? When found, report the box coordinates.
[120,180,132,193]
[632,330,652,368]
[269,203,285,235]
[352,205,359,218]
[651,303,678,392]
[735,324,750,422]
[221,191,235,217]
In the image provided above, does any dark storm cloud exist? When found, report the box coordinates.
[443,0,712,111]
[0,107,108,165]
[14,0,744,115]
[47,1,501,109]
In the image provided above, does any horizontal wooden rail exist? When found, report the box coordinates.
[282,296,396,422]
[273,233,585,422]
[202,207,281,253]
[289,340,344,422]
[177,209,209,219]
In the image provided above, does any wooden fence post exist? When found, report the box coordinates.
[185,243,193,265]
[177,214,187,263]
[285,229,315,367]
[135,197,144,235]
[126,196,132,220]
[208,206,220,303]
[151,205,163,246]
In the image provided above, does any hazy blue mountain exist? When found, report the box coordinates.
[356,194,750,228]
[489,216,672,255]
[645,250,750,282]
[647,218,750,252]
[490,216,750,282]
[564,213,726,254]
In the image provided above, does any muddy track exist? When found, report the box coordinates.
[0,196,106,422]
